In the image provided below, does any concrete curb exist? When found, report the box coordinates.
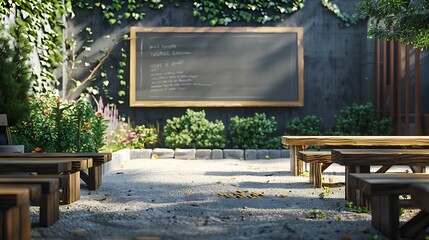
[129,148,290,160]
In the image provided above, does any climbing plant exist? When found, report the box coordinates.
[192,0,306,26]
[0,0,73,94]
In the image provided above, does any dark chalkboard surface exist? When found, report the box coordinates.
[130,27,303,107]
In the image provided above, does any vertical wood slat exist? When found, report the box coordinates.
[374,40,423,136]
[415,48,421,135]
[405,45,410,135]
[383,39,387,115]
[396,43,402,135]
[389,41,395,127]
[376,40,381,117]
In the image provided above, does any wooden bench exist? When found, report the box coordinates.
[0,158,91,204]
[0,152,112,190]
[349,173,429,239]
[297,150,332,188]
[0,187,32,240]
[0,176,60,227]
[332,148,429,203]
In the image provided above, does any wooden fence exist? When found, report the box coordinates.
[376,40,423,135]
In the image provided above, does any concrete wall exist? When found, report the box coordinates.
[68,1,378,134]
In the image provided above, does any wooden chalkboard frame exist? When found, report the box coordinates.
[130,27,304,107]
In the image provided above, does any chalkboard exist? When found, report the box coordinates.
[130,27,304,107]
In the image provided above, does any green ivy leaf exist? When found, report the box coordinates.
[108,18,117,25]
[118,90,126,97]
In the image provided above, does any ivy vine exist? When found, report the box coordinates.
[0,0,73,94]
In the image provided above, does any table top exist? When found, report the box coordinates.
[282,136,429,146]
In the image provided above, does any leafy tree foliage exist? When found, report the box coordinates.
[355,0,429,49]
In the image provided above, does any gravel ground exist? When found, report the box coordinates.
[30,158,417,240]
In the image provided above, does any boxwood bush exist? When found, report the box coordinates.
[331,102,392,135]
[227,113,278,149]
[162,109,226,149]
[285,114,322,136]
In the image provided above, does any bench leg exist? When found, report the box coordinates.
[345,165,370,202]
[19,202,31,240]
[290,145,304,176]
[88,164,103,190]
[61,171,81,205]
[1,204,31,240]
[1,207,20,240]
[308,163,314,184]
[371,195,400,239]
[39,191,60,227]
[314,163,323,188]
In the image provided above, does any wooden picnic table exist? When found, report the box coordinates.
[281,136,429,176]
[332,148,429,202]
[0,152,111,190]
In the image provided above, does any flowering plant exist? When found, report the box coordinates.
[101,120,159,152]
[11,92,108,152]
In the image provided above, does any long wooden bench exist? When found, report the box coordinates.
[0,187,32,240]
[0,176,60,227]
[332,148,429,203]
[349,173,429,239]
[297,150,332,188]
[0,152,112,190]
[0,158,91,204]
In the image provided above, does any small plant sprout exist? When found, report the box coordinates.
[345,202,369,214]
[306,209,327,219]
[324,187,331,195]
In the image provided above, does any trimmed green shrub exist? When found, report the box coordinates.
[331,102,392,135]
[266,136,283,149]
[228,113,278,149]
[285,115,322,135]
[163,109,226,149]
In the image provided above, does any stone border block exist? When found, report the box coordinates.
[195,149,212,160]
[269,149,281,159]
[130,149,152,159]
[152,148,175,159]
[211,149,223,159]
[281,149,290,158]
[174,149,196,160]
[256,149,269,159]
[223,149,244,160]
[244,149,257,160]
